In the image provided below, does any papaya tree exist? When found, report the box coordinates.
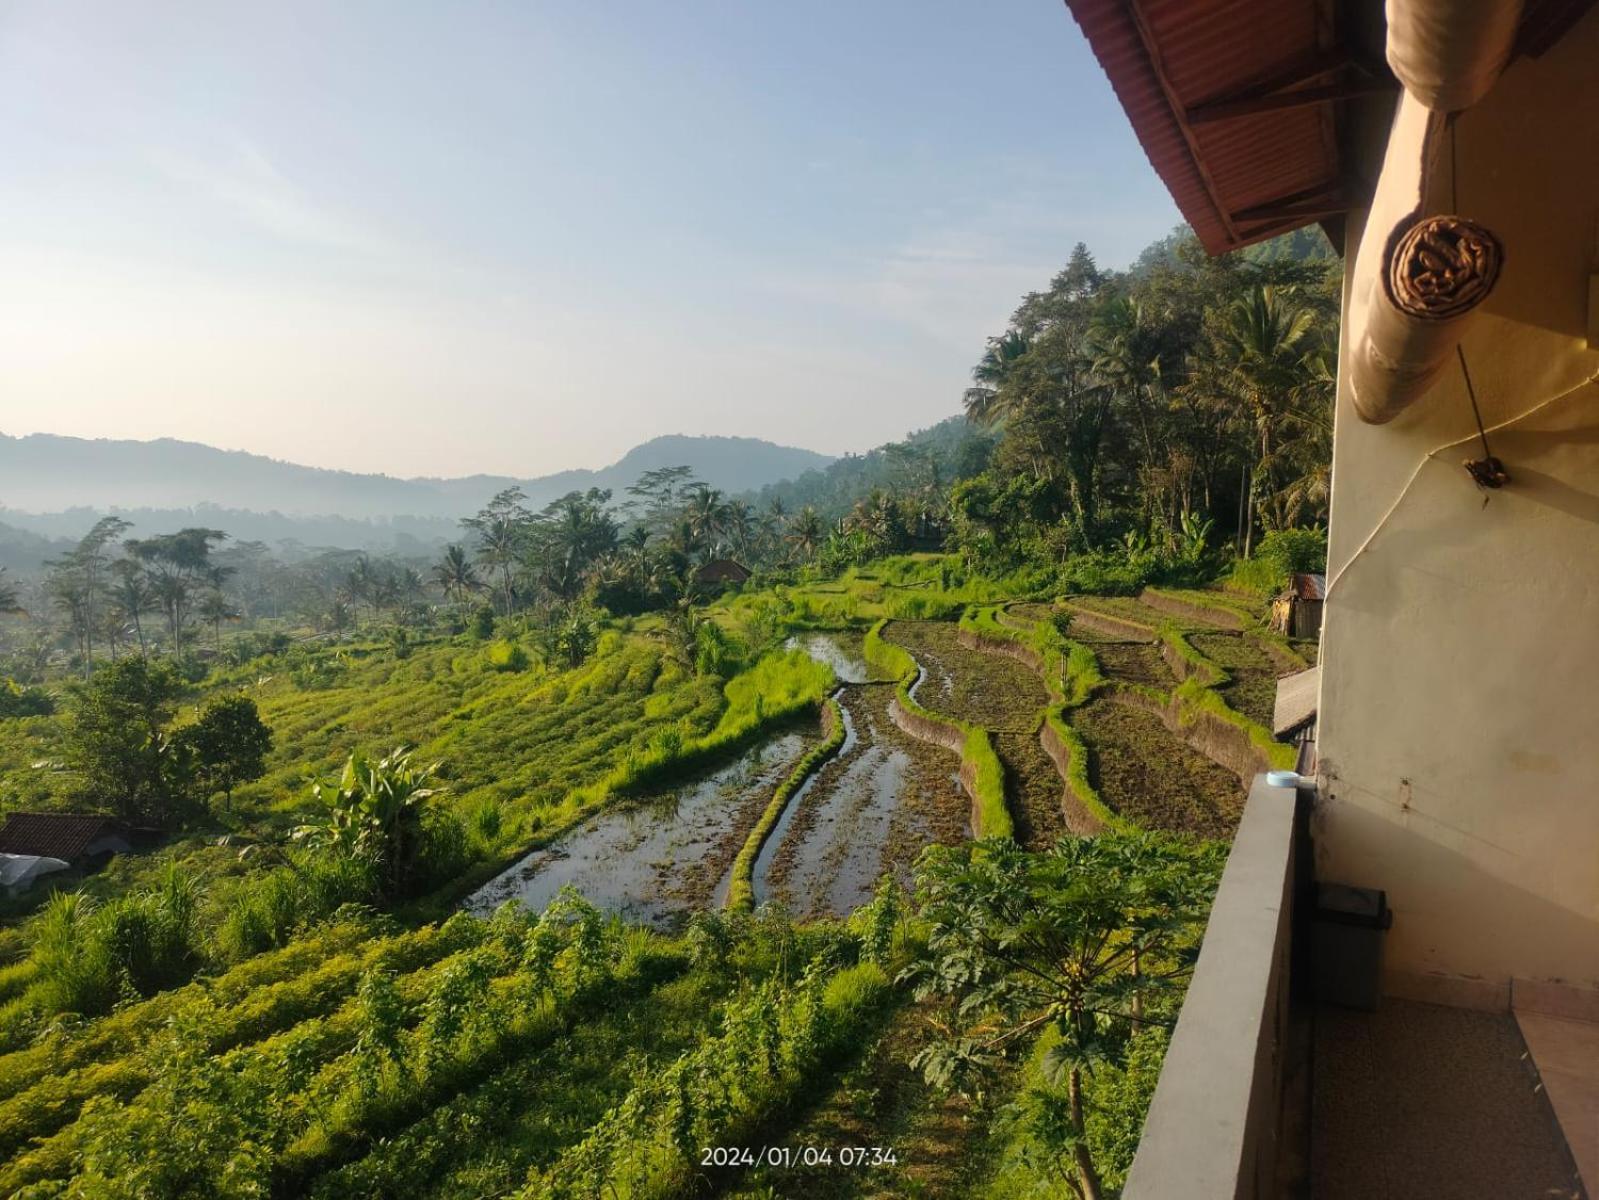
[906,833,1224,1200]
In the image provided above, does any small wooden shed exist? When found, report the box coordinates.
[1271,572,1325,640]
[693,559,752,587]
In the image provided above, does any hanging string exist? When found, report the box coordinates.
[1456,345,1491,460]
[1446,116,1507,497]
[1325,372,1599,598]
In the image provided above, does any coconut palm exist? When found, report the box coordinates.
[963,330,1032,427]
[785,506,824,562]
[197,590,239,653]
[432,545,481,607]
[110,562,155,658]
[683,485,729,557]
[1215,285,1322,540]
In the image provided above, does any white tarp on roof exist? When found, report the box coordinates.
[0,853,71,893]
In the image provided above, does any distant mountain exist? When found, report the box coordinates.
[0,433,835,523]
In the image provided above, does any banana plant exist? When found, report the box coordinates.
[292,747,443,899]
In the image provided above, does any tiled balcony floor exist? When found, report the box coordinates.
[1311,998,1586,1199]
[1516,1010,1599,1194]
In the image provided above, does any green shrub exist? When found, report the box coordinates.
[485,640,530,672]
[1227,528,1327,597]
[0,679,54,719]
[470,606,497,640]
[822,961,889,1018]
[29,865,205,1018]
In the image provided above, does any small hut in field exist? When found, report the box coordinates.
[1271,573,1325,640]
[694,559,752,588]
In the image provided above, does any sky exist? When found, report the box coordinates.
[0,0,1180,479]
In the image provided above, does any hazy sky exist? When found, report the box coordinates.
[0,1,1179,478]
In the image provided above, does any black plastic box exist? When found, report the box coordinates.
[1311,883,1392,1010]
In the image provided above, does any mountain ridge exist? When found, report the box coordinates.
[0,432,835,522]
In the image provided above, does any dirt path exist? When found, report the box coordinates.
[884,621,1065,851]
[763,684,968,919]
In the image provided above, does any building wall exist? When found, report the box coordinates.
[1318,9,1599,994]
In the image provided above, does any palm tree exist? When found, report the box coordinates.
[474,515,522,615]
[110,562,155,659]
[462,488,530,616]
[1215,285,1321,545]
[432,545,481,607]
[723,500,754,559]
[684,485,729,558]
[197,590,239,653]
[785,506,824,563]
[963,330,1032,427]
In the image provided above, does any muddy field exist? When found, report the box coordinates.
[1072,699,1243,838]
[883,621,1067,850]
[760,682,969,918]
[1191,632,1278,727]
[1094,640,1175,688]
[466,732,809,925]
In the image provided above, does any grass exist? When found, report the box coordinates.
[0,556,1296,1197]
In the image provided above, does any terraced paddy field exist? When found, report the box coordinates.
[1094,639,1175,688]
[882,620,1067,851]
[1072,699,1243,837]
[1191,632,1279,728]
[1062,594,1165,628]
[758,683,968,919]
[467,731,810,926]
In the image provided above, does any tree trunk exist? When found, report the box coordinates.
[1069,1066,1104,1200]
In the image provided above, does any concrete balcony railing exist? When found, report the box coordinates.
[1124,774,1305,1200]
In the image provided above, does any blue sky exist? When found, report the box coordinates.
[0,1,1179,478]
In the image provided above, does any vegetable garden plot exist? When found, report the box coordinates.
[466,732,809,926]
[723,997,1015,1200]
[758,683,968,919]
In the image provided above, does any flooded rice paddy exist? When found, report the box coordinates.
[757,681,968,919]
[465,731,808,926]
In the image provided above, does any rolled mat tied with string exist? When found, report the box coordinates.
[1351,214,1504,424]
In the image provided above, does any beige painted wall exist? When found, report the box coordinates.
[1318,7,1599,992]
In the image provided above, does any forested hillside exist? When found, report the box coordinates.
[0,225,1330,1199]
